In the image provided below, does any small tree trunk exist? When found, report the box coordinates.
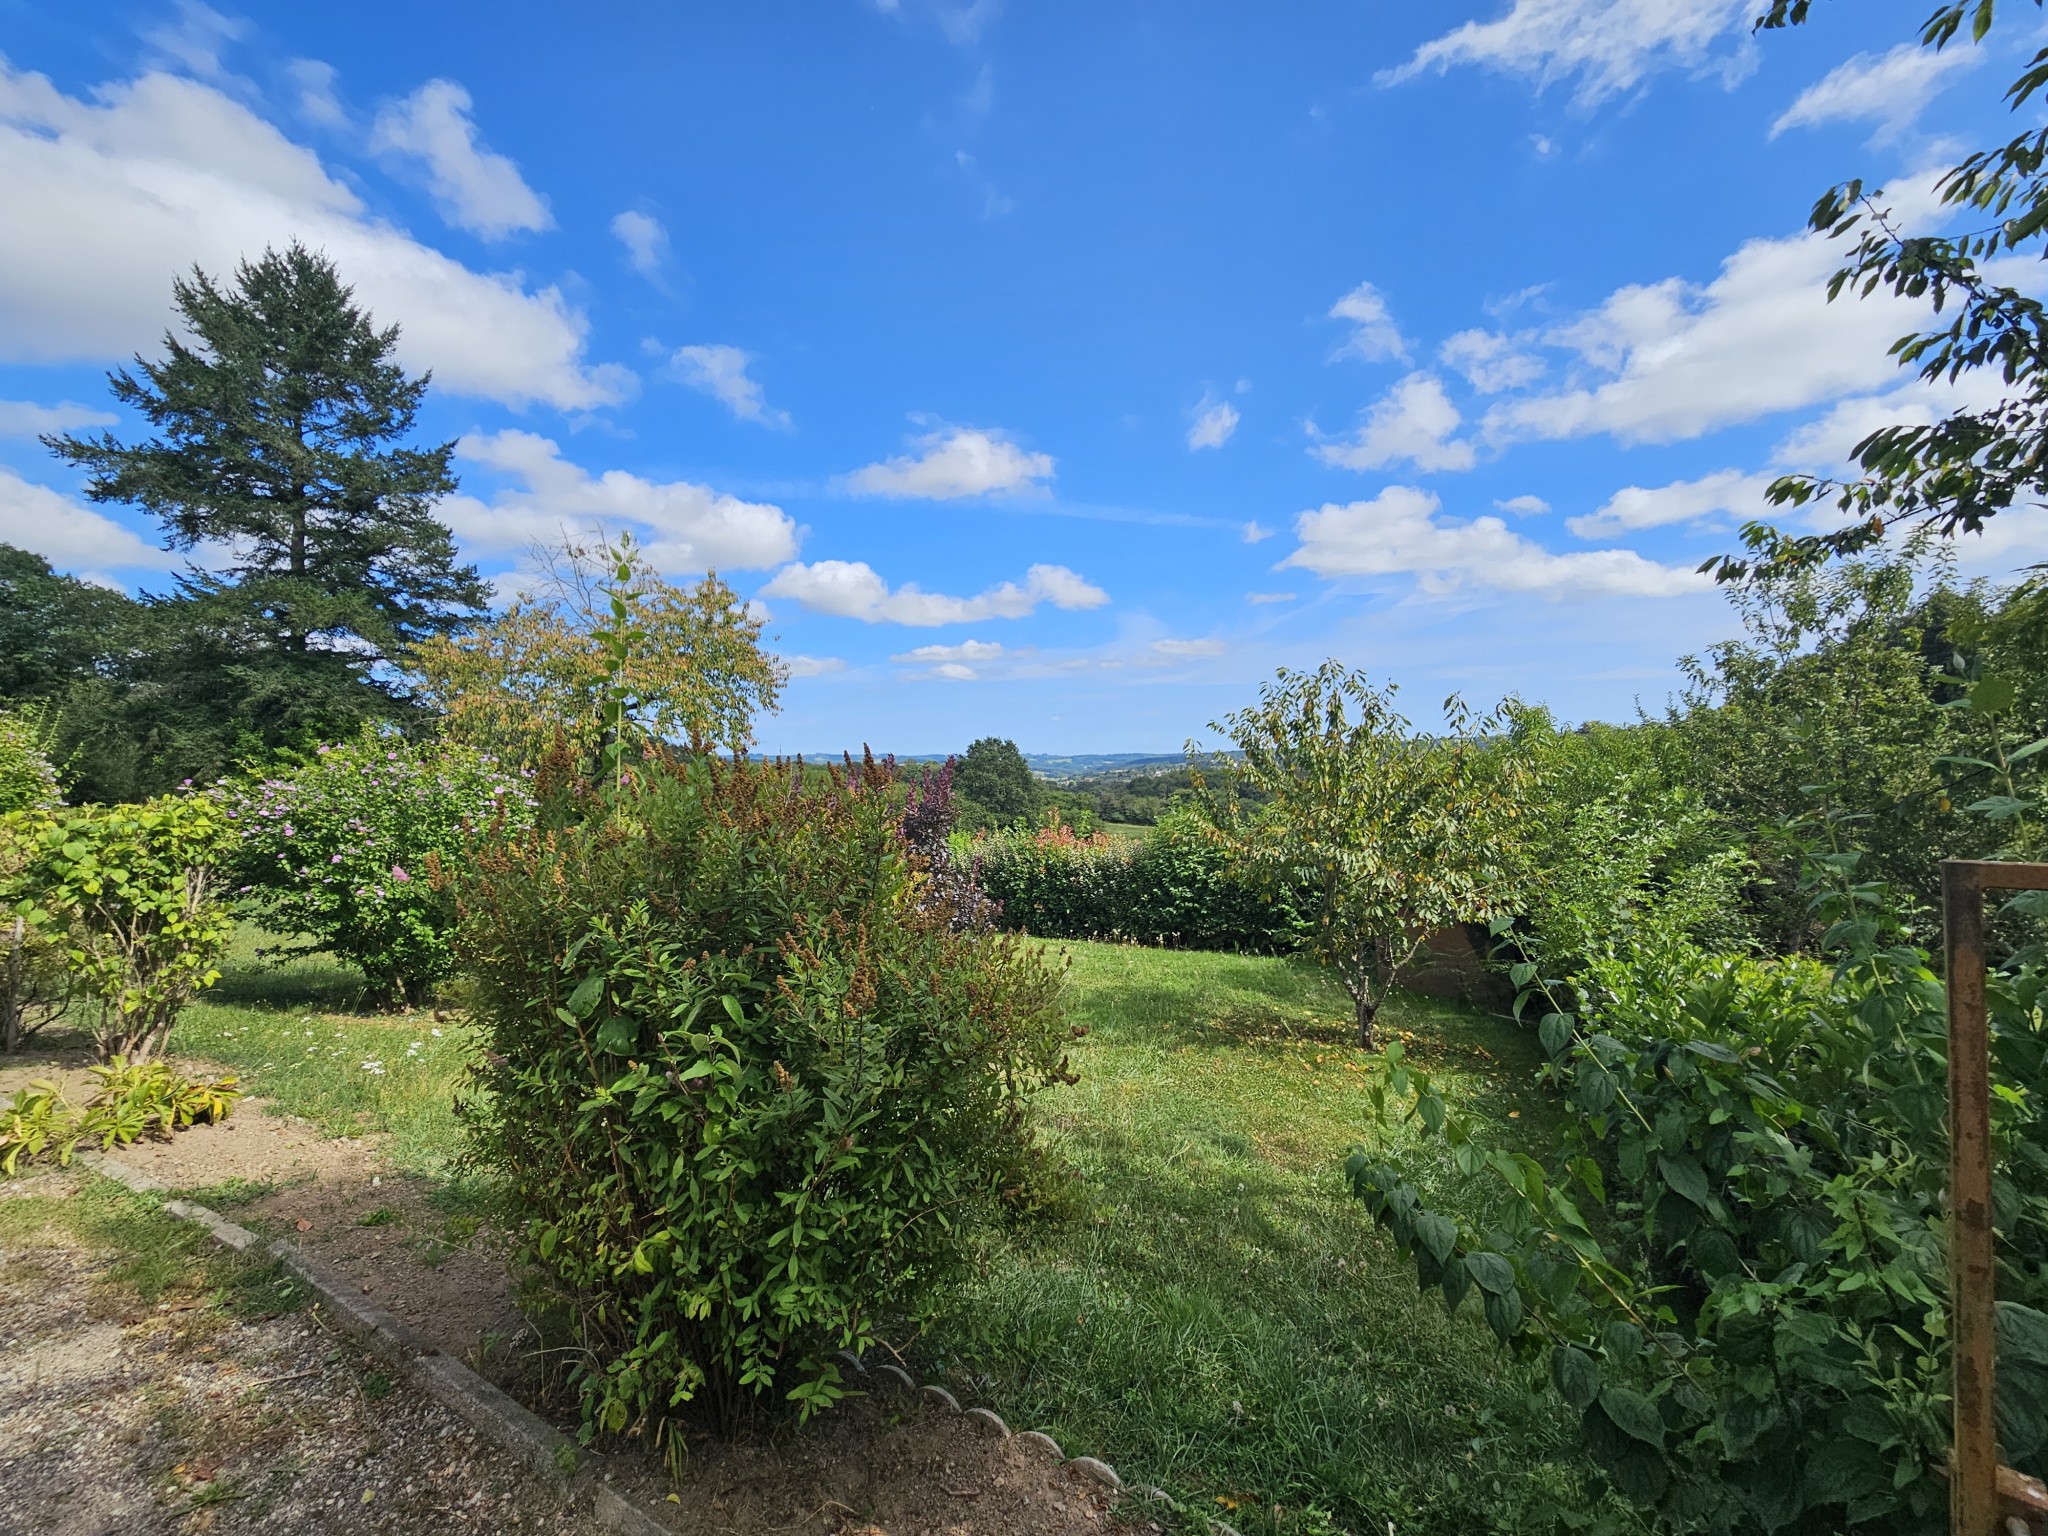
[2,915,23,1054]
[1354,986,1380,1051]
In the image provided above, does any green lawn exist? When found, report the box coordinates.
[919,941,1614,1536]
[158,930,1614,1535]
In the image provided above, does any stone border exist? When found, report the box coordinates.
[80,1152,1239,1535]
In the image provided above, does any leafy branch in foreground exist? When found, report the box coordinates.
[1714,0,2048,579]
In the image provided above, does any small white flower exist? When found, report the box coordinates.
[430,1028,443,1038]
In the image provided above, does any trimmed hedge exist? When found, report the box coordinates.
[974,808,1306,953]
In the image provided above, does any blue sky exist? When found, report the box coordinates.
[3,0,2045,753]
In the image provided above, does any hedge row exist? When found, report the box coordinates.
[972,810,1307,953]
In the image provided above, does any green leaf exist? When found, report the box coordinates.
[1538,1012,1574,1056]
[1415,1210,1457,1266]
[1509,961,1538,987]
[1599,1386,1664,1449]
[1552,1344,1601,1411]
[1998,1300,2048,1366]
[1970,676,2017,715]
[1658,1152,1711,1208]
[1601,1320,1644,1361]
[1465,1250,1515,1295]
[594,1016,639,1055]
[1483,1285,1523,1343]
[1718,1390,1779,1457]
[566,972,605,1019]
[1802,1436,1884,1508]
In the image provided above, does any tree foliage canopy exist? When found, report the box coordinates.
[1718,0,2048,576]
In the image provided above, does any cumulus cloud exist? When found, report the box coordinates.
[1282,484,1707,598]
[1482,216,1943,446]
[0,399,116,437]
[1496,494,1551,516]
[611,209,668,277]
[841,426,1054,499]
[440,430,799,573]
[1440,328,1545,393]
[0,466,175,572]
[1328,280,1407,362]
[1313,373,1476,473]
[893,638,1014,679]
[670,344,790,428]
[1187,399,1240,450]
[1381,0,1756,108]
[781,655,847,678]
[370,79,551,240]
[0,61,628,410]
[761,560,1107,626]
[1772,43,1977,143]
[1568,468,1774,537]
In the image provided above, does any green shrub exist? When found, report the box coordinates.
[975,806,1306,952]
[6,794,234,1062]
[0,707,60,815]
[454,753,1072,1448]
[218,730,534,1007]
[1349,824,2048,1531]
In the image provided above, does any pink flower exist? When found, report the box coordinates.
[391,864,411,883]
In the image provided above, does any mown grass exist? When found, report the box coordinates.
[152,926,1613,1533]
[166,928,477,1180]
[920,941,1618,1536]
[0,1174,311,1318]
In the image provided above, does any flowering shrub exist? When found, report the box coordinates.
[0,709,59,816]
[219,731,534,1007]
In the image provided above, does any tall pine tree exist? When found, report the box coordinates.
[44,244,486,765]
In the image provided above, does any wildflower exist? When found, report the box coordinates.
[391,864,410,883]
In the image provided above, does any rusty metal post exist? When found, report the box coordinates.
[1947,861,1998,1536]
[1944,860,2048,1536]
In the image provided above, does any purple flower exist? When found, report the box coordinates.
[391,864,410,883]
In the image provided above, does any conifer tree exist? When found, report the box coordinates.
[44,245,486,747]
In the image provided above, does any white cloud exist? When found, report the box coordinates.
[1328,280,1407,362]
[1245,590,1297,604]
[1440,328,1545,393]
[761,560,1107,626]
[440,430,799,573]
[1568,468,1773,538]
[842,426,1053,499]
[0,400,117,437]
[894,638,1014,678]
[1495,494,1550,516]
[1241,520,1276,543]
[0,62,629,410]
[1381,0,1756,108]
[1772,43,1977,143]
[1187,399,1240,450]
[286,59,346,128]
[1282,484,1707,598]
[611,210,668,277]
[144,2,246,81]
[0,466,175,571]
[671,344,790,429]
[781,655,847,678]
[370,79,551,240]
[1149,637,1226,659]
[1482,217,1942,446]
[1314,372,1476,473]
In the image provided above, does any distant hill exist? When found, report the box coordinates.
[1022,752,1191,781]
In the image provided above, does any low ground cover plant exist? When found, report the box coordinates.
[218,730,535,1008]
[1,1057,241,1174]
[455,751,1072,1451]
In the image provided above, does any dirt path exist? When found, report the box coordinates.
[0,1167,601,1536]
[3,1057,1154,1536]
